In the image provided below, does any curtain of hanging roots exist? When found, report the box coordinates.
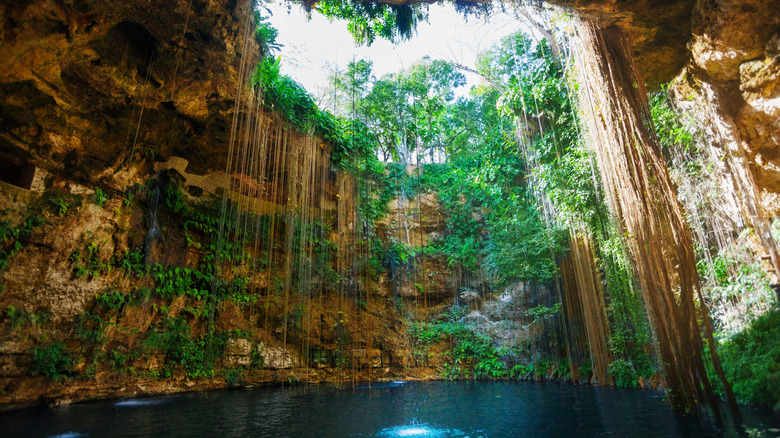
[568,226,613,386]
[571,20,736,415]
[560,257,588,383]
[213,56,360,380]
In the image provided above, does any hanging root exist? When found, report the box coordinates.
[571,20,738,416]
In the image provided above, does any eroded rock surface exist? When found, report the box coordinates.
[0,0,256,190]
[682,0,780,214]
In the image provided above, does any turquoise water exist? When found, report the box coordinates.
[1,381,778,437]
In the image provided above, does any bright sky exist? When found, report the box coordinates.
[265,1,526,103]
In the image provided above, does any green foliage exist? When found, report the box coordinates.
[607,358,654,388]
[107,347,143,375]
[252,56,377,168]
[313,0,426,45]
[384,241,413,266]
[55,199,69,217]
[70,241,112,279]
[119,247,146,277]
[312,0,490,46]
[697,250,775,338]
[250,348,265,368]
[254,7,281,57]
[145,317,228,379]
[224,368,245,387]
[510,363,533,379]
[96,290,128,311]
[3,306,24,329]
[150,264,211,300]
[0,214,44,272]
[122,188,135,207]
[474,357,507,379]
[94,188,108,207]
[74,312,105,346]
[367,48,560,284]
[3,306,48,329]
[31,342,72,380]
[409,321,510,380]
[254,56,316,124]
[708,310,780,408]
[524,303,562,321]
[649,88,694,152]
[482,202,560,284]
[46,191,81,217]
[117,187,260,306]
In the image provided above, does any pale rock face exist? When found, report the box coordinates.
[223,338,253,367]
[256,341,297,369]
[2,202,127,323]
[685,0,780,210]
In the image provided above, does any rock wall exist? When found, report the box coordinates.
[0,0,254,192]
[686,0,780,210]
[0,172,448,410]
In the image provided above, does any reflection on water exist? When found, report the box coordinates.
[0,381,777,438]
[357,381,408,390]
[376,424,473,438]
[114,399,170,408]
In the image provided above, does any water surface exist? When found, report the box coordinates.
[1,381,778,437]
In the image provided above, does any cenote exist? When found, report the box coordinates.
[2,0,780,434]
[2,382,779,438]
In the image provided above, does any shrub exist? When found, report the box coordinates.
[474,358,507,379]
[31,342,72,380]
[510,363,532,379]
[607,359,639,388]
[710,309,780,408]
[96,290,127,311]
[224,368,245,387]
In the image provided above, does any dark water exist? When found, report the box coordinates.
[1,381,778,438]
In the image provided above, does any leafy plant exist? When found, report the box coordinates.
[31,342,72,380]
[224,368,245,387]
[707,310,780,408]
[254,8,282,56]
[525,303,562,321]
[94,188,108,207]
[123,189,135,207]
[0,214,44,272]
[96,290,128,311]
[145,317,228,379]
[3,306,25,329]
[74,312,105,346]
[314,0,425,45]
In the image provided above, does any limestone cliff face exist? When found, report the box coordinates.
[557,0,695,87]
[687,0,780,209]
[0,0,255,189]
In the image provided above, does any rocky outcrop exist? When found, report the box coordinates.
[688,0,780,208]
[556,0,696,87]
[659,0,780,273]
[0,0,256,191]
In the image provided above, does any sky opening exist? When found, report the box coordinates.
[265,2,526,103]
